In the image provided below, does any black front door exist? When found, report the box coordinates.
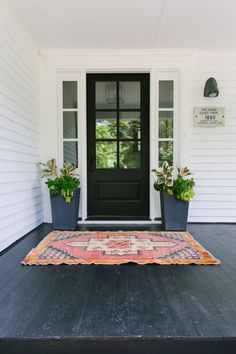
[87,73,150,220]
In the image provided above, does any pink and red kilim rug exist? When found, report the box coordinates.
[22,231,219,265]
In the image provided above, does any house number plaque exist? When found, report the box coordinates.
[193,106,225,127]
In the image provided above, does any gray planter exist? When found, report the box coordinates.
[50,188,80,230]
[160,190,189,231]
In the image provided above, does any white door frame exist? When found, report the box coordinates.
[57,69,179,222]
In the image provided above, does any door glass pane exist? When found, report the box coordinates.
[159,141,173,166]
[63,141,78,166]
[96,82,116,109]
[63,81,77,109]
[120,141,141,169]
[96,112,117,139]
[159,111,173,138]
[63,112,77,138]
[119,112,141,139]
[119,82,140,109]
[159,81,173,108]
[96,141,117,168]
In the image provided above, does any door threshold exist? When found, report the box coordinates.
[80,220,161,225]
[86,216,150,221]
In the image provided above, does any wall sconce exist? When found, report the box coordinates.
[204,78,219,97]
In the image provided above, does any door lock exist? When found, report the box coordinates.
[88,152,94,171]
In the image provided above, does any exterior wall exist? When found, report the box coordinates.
[1,4,235,238]
[189,53,236,222]
[40,50,236,223]
[0,2,43,251]
[38,50,190,222]
[0,5,235,253]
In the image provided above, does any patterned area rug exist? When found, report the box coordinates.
[22,231,220,265]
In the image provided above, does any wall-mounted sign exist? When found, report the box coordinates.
[193,106,225,127]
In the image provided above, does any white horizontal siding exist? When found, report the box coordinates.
[189,54,236,222]
[41,48,236,223]
[0,2,43,251]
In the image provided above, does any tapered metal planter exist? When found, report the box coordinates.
[160,190,189,231]
[50,188,80,230]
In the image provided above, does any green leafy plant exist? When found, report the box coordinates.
[152,161,174,191]
[40,158,58,178]
[40,159,80,203]
[172,176,195,202]
[152,161,195,202]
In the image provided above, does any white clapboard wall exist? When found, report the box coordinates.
[189,53,236,222]
[0,2,43,251]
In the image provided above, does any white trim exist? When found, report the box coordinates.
[57,72,82,165]
[57,72,83,218]
[149,70,157,220]
[56,69,180,222]
[156,71,180,168]
[79,221,162,225]
[62,108,78,112]
[154,71,180,217]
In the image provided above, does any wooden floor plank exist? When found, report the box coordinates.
[0,222,236,354]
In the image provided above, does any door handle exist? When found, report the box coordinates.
[88,152,94,171]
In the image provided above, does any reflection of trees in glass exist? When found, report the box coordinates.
[159,141,173,166]
[158,111,174,167]
[96,142,117,168]
[120,142,140,169]
[96,119,117,168]
[96,117,141,169]
[96,119,116,139]
[119,119,140,139]
[159,118,173,138]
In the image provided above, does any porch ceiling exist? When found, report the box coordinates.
[7,0,236,50]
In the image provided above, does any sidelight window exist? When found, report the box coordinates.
[158,80,175,166]
[62,81,78,167]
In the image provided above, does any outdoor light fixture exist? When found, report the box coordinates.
[204,77,219,97]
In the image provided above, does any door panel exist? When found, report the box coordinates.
[87,73,150,220]
[96,181,140,200]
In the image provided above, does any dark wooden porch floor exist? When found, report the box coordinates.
[0,223,236,354]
